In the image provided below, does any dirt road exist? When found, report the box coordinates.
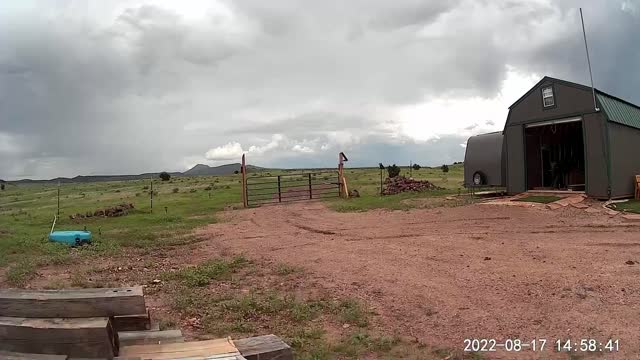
[196,201,640,359]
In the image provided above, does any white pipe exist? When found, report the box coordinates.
[50,215,57,234]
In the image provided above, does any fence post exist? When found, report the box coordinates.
[277,176,282,203]
[308,173,313,199]
[241,154,248,208]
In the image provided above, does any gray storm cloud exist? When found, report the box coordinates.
[0,0,638,179]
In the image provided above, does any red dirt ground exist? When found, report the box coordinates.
[194,202,640,359]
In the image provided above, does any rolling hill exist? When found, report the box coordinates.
[8,163,265,184]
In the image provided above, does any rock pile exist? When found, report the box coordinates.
[70,203,135,219]
[382,176,441,195]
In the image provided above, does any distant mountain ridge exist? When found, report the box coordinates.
[7,163,265,184]
[182,163,262,176]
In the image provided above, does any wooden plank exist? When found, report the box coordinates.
[120,338,240,360]
[0,287,146,318]
[0,350,67,359]
[112,311,151,331]
[0,317,117,359]
[234,335,293,360]
[118,330,184,347]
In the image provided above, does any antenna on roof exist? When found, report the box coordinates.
[580,8,599,112]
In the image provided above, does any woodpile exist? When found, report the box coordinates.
[70,203,134,220]
[0,287,292,360]
[382,176,442,195]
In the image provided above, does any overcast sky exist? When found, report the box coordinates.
[1,0,638,179]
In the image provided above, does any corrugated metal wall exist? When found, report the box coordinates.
[582,113,609,198]
[608,122,640,198]
[505,125,526,194]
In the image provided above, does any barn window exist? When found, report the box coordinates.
[542,86,555,107]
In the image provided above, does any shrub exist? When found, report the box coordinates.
[142,185,149,190]
[441,164,449,173]
[189,188,197,193]
[204,186,213,191]
[0,183,5,191]
[234,170,239,174]
[412,164,421,170]
[172,188,179,193]
[386,164,401,178]
[159,172,171,181]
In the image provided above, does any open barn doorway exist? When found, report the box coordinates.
[524,118,585,191]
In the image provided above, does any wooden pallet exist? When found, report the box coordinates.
[119,338,245,360]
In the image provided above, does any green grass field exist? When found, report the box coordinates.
[0,164,465,285]
[607,199,640,214]
[0,164,482,359]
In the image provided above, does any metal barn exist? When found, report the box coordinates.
[505,76,640,199]
[466,76,640,199]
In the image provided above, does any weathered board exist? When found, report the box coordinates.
[0,350,68,360]
[112,311,152,331]
[0,287,146,318]
[0,317,117,359]
[118,330,184,347]
[119,338,242,360]
[234,335,293,360]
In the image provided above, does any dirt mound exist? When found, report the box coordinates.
[382,176,441,195]
[70,203,134,219]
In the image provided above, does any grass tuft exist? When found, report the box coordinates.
[275,263,302,275]
[6,260,36,287]
[162,256,249,287]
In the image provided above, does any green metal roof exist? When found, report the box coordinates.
[597,92,640,130]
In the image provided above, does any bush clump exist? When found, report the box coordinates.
[386,164,401,178]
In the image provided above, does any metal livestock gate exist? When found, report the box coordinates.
[245,171,342,207]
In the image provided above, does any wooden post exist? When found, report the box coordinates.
[308,173,313,199]
[338,152,349,198]
[277,176,282,203]
[241,154,248,208]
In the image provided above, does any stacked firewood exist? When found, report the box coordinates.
[382,176,442,195]
[69,203,134,219]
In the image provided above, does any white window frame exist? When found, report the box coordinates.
[542,86,555,108]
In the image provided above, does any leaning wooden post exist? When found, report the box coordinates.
[338,152,349,198]
[241,154,248,208]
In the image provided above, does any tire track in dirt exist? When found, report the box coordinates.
[197,202,640,359]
